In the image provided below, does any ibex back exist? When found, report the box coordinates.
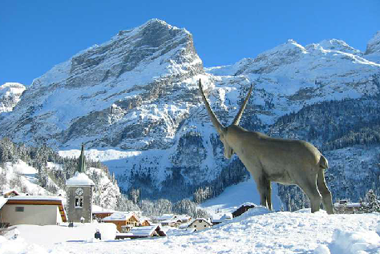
[198,80,334,214]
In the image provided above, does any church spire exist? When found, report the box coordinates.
[77,144,86,173]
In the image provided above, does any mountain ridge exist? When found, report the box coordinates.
[1,20,380,207]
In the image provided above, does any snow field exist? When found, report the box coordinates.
[1,209,379,254]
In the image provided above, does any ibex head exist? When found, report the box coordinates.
[198,79,253,159]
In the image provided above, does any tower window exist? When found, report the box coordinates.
[75,197,83,208]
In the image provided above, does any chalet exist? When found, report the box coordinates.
[154,214,177,223]
[211,213,233,225]
[0,196,67,226]
[186,218,212,231]
[92,205,115,222]
[334,200,361,214]
[1,190,20,198]
[154,214,191,227]
[139,217,152,227]
[115,225,166,239]
[102,212,139,232]
[232,203,256,218]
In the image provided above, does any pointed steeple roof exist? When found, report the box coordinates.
[66,144,94,186]
[77,144,86,173]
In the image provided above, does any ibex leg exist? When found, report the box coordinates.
[317,169,334,214]
[255,176,272,210]
[298,174,322,213]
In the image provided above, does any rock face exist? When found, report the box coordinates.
[365,31,380,63]
[0,82,25,113]
[1,22,380,204]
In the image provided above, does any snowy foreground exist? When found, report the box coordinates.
[1,209,380,254]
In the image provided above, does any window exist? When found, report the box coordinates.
[15,207,24,212]
[75,197,83,208]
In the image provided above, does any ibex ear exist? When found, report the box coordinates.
[232,84,254,126]
[198,79,226,135]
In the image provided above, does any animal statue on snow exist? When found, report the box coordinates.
[198,80,334,214]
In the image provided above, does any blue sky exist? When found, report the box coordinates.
[1,0,379,86]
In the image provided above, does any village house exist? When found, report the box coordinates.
[334,200,361,214]
[115,225,166,239]
[232,203,256,218]
[102,212,140,232]
[0,190,20,198]
[92,205,115,222]
[154,214,191,227]
[0,195,67,227]
[211,213,233,226]
[186,218,212,231]
[139,217,152,227]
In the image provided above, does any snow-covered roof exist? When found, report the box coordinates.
[211,213,233,223]
[188,218,212,227]
[92,205,116,213]
[155,214,176,221]
[7,195,64,202]
[334,202,361,208]
[66,172,95,186]
[118,225,166,237]
[1,189,20,197]
[0,197,8,209]
[102,212,137,221]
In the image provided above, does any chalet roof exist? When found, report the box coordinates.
[102,212,138,221]
[211,213,233,223]
[2,195,67,222]
[1,189,20,197]
[119,225,166,237]
[92,205,116,214]
[232,202,256,217]
[334,202,361,208]
[155,214,176,221]
[7,196,64,202]
[66,172,94,186]
[232,202,256,211]
[0,197,7,210]
[188,218,212,227]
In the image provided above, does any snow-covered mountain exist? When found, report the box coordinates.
[1,19,380,205]
[0,82,25,113]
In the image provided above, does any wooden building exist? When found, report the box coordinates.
[232,203,256,218]
[115,225,166,239]
[102,212,140,232]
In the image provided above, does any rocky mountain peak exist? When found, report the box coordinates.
[316,39,361,55]
[0,20,203,149]
[365,31,380,55]
[0,82,25,114]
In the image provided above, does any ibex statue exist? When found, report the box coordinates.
[198,80,334,214]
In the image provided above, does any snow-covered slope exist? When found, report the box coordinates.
[199,177,282,213]
[0,82,25,113]
[1,209,380,254]
[0,158,121,210]
[1,21,380,205]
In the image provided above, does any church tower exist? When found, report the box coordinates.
[66,144,95,223]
